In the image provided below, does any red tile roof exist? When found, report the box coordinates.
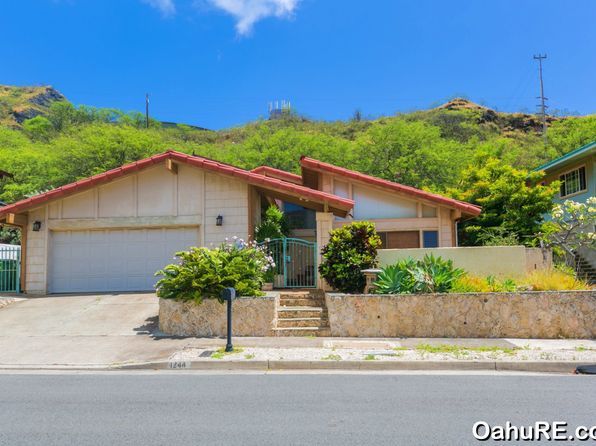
[0,151,354,217]
[250,166,303,185]
[300,156,481,217]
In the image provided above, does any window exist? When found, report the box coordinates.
[378,231,420,249]
[283,203,316,229]
[559,166,587,198]
[423,231,439,248]
[421,205,437,218]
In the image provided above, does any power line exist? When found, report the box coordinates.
[533,54,548,145]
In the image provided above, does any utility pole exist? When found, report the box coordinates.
[145,93,150,129]
[533,54,548,145]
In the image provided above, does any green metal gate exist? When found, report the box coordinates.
[259,238,317,288]
[0,245,21,293]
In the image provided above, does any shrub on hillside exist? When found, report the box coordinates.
[319,222,381,293]
[155,239,275,303]
[373,255,464,294]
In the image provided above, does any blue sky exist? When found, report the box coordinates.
[2,0,595,129]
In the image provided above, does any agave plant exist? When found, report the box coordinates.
[373,254,464,294]
[373,264,409,294]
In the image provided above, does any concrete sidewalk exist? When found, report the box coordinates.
[0,293,594,372]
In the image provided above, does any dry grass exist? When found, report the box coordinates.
[521,269,592,291]
[451,269,592,293]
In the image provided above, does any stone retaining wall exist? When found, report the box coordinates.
[159,295,277,337]
[325,291,596,339]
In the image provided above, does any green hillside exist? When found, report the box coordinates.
[0,85,66,128]
[0,84,595,245]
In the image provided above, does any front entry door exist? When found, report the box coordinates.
[259,238,317,288]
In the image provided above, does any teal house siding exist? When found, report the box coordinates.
[533,141,596,207]
[533,142,596,271]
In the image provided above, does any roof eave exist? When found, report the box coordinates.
[531,141,596,173]
[0,151,354,219]
[300,157,482,216]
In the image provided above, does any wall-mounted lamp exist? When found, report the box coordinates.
[32,221,42,232]
[216,215,223,226]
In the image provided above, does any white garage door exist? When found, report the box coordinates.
[48,227,199,293]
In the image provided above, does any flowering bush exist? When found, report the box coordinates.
[155,237,275,303]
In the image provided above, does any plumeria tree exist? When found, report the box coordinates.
[541,198,596,263]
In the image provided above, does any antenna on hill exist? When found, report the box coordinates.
[145,93,150,129]
[268,99,293,120]
[533,54,548,145]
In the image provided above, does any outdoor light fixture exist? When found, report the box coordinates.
[32,221,42,232]
[216,215,223,226]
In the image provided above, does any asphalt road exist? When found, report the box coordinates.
[0,372,594,445]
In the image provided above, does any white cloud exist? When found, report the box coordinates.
[142,0,176,17]
[208,0,300,35]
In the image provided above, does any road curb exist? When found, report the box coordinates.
[113,359,585,373]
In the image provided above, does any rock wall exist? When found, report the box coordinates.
[159,295,277,337]
[325,291,596,339]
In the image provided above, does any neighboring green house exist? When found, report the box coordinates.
[533,141,596,282]
[533,141,596,206]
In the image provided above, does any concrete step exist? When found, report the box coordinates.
[276,317,328,328]
[279,291,313,297]
[279,298,326,307]
[279,289,325,297]
[277,307,327,319]
[272,327,332,337]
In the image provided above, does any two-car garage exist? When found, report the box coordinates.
[48,227,198,293]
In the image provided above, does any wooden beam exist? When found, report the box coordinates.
[165,159,178,174]
[47,215,202,231]
[6,213,27,226]
[334,217,439,232]
[19,226,27,293]
[247,186,255,241]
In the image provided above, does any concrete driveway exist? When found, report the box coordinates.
[0,293,195,367]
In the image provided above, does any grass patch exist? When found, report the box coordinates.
[416,343,516,355]
[321,354,342,361]
[364,354,377,361]
[244,353,255,360]
[575,346,594,352]
[211,347,244,359]
[393,346,409,351]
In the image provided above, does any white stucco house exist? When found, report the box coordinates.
[0,150,480,294]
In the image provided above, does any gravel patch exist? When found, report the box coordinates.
[0,297,24,309]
